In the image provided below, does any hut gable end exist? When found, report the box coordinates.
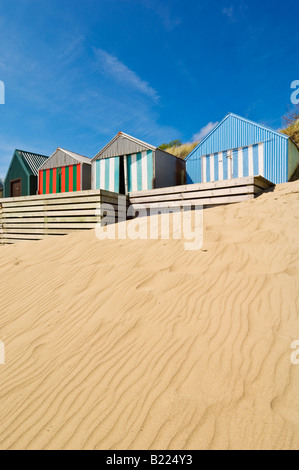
[186,113,297,185]
[187,113,289,161]
[92,133,156,161]
[40,149,91,170]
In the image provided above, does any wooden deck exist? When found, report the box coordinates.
[0,190,128,244]
[129,176,274,210]
[0,177,274,245]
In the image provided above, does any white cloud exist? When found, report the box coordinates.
[138,0,181,31]
[58,35,85,63]
[222,3,248,22]
[94,48,159,102]
[193,122,218,142]
[223,5,234,20]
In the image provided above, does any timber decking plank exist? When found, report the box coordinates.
[129,177,257,197]
[1,203,102,211]
[0,189,103,203]
[1,197,104,207]
[1,213,125,223]
[129,185,255,204]
[2,209,103,217]
[131,194,254,209]
[3,228,97,234]
[2,221,116,230]
[2,213,100,224]
[129,176,273,198]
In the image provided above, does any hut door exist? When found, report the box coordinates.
[227,151,233,179]
[10,178,21,197]
[119,156,125,194]
[57,168,62,193]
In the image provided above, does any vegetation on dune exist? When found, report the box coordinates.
[166,142,199,159]
[159,140,199,160]
[159,140,182,151]
[281,105,299,147]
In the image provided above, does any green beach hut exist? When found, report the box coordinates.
[4,149,49,198]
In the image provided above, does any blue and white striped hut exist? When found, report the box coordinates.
[186,113,299,185]
[92,132,186,194]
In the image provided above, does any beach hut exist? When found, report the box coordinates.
[4,149,49,198]
[186,113,299,185]
[91,132,186,194]
[38,148,91,195]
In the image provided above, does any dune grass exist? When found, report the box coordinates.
[165,142,199,160]
[281,119,299,147]
[280,106,299,147]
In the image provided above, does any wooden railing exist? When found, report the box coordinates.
[0,177,275,245]
[129,176,274,210]
[0,190,128,244]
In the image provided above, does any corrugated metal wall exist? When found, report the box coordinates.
[4,152,31,197]
[127,151,153,192]
[189,143,264,183]
[29,174,38,196]
[41,149,85,169]
[93,151,154,193]
[187,114,289,184]
[288,140,299,180]
[95,157,120,193]
[81,163,92,191]
[39,164,81,194]
[154,149,186,188]
[96,136,153,160]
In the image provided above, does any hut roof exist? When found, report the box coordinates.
[16,150,49,175]
[186,113,292,161]
[92,132,156,161]
[39,148,91,170]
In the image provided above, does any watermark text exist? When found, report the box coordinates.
[291,80,299,105]
[95,198,204,251]
[291,340,299,365]
[0,81,5,104]
[0,341,5,364]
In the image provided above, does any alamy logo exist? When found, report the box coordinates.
[291,340,299,365]
[95,198,204,251]
[0,341,5,365]
[0,81,5,104]
[291,81,299,105]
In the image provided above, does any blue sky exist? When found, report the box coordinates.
[0,0,298,177]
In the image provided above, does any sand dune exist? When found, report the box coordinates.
[0,181,299,450]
